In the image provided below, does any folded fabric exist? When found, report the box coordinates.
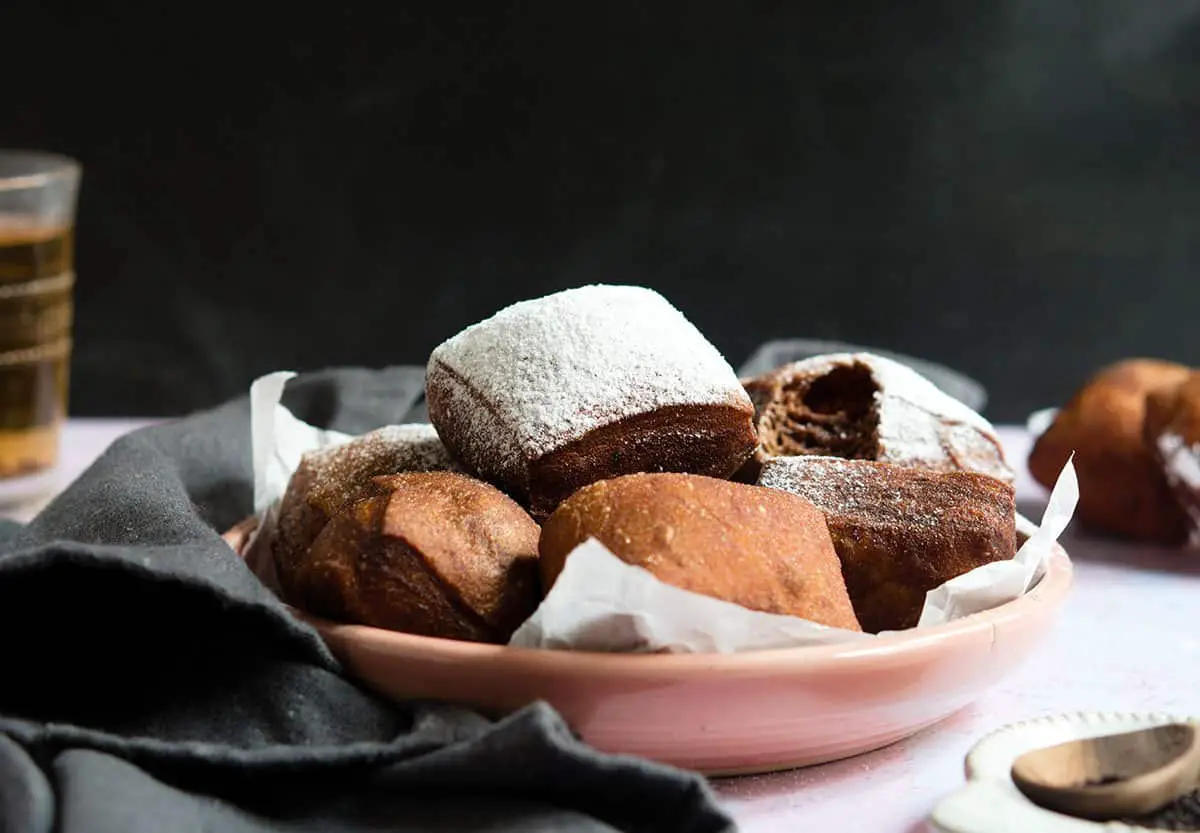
[0,366,734,833]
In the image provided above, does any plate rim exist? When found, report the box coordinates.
[224,515,1073,676]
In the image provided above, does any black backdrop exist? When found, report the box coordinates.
[3,1,1199,423]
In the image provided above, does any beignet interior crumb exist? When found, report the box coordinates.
[756,362,882,459]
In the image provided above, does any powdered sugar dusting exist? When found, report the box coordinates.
[938,421,1012,481]
[427,284,751,474]
[1156,432,1200,546]
[781,352,1012,481]
[757,455,946,530]
[1158,432,1200,490]
[304,423,459,512]
[758,455,873,513]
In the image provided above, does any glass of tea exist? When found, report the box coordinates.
[0,150,80,505]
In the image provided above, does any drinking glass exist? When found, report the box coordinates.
[0,150,80,504]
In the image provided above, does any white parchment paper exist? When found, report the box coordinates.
[248,371,1079,654]
[251,371,355,514]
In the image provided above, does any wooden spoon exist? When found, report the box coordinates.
[1011,722,1200,821]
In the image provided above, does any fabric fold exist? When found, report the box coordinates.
[0,367,734,833]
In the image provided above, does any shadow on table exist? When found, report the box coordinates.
[714,707,981,831]
[1055,526,1200,577]
[1018,496,1200,577]
[713,705,977,801]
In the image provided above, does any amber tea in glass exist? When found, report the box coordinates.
[0,151,80,503]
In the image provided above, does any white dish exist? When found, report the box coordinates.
[930,711,1200,832]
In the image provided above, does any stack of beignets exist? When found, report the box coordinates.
[425,284,759,519]
[742,353,1017,631]
[268,283,1022,644]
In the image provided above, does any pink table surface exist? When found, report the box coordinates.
[5,420,1199,832]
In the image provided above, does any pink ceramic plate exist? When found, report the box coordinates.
[224,520,1072,776]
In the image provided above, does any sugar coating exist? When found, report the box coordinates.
[304,423,459,512]
[759,455,871,509]
[758,455,948,530]
[783,352,1012,481]
[1156,432,1200,546]
[426,284,751,482]
[1158,432,1200,490]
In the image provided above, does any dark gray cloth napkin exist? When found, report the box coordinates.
[0,367,736,833]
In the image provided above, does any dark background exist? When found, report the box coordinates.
[3,1,1199,423]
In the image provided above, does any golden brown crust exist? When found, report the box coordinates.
[1145,372,1200,447]
[1029,358,1191,544]
[292,471,542,643]
[526,404,758,520]
[272,426,458,603]
[757,456,1017,633]
[273,458,328,603]
[538,472,862,632]
[426,355,759,521]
